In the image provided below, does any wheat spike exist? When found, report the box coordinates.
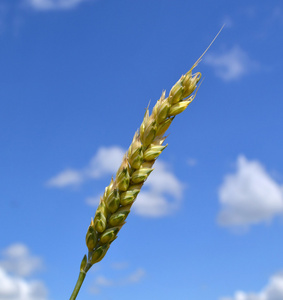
[69,27,224,300]
[81,64,202,273]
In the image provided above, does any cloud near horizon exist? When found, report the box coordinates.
[47,146,185,217]
[0,244,48,300]
[220,271,283,300]
[204,45,259,81]
[217,155,283,229]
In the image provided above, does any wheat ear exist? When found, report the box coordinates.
[68,26,224,299]
[89,63,201,258]
[68,63,201,300]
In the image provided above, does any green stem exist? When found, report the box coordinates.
[69,271,86,300]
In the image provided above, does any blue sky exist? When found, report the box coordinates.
[1,0,283,299]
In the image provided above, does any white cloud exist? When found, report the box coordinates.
[143,160,183,198]
[220,271,283,300]
[125,268,145,283]
[133,160,184,217]
[23,0,90,11]
[47,145,185,217]
[217,156,283,229]
[110,262,129,270]
[46,169,83,187]
[134,191,172,217]
[0,244,43,277]
[187,158,197,166]
[0,244,48,300]
[86,146,125,179]
[85,195,100,206]
[0,268,48,300]
[46,146,124,188]
[84,158,185,218]
[90,268,145,294]
[47,146,184,217]
[204,46,259,81]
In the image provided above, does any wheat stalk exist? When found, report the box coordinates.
[69,27,223,300]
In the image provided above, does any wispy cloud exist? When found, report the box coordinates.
[110,261,129,270]
[90,268,145,294]
[220,271,283,300]
[0,3,8,34]
[47,146,185,217]
[46,146,124,187]
[187,158,197,167]
[217,155,283,229]
[204,46,259,81]
[0,244,48,300]
[85,195,101,206]
[222,16,233,28]
[271,6,283,23]
[0,244,43,277]
[46,168,84,187]
[22,0,90,11]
